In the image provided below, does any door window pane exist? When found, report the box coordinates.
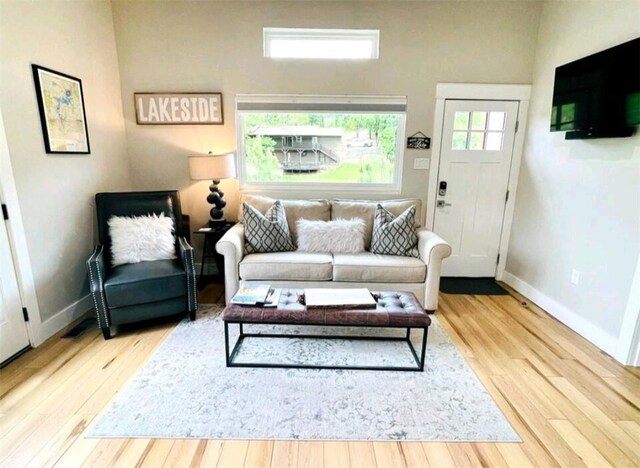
[486,132,503,150]
[487,112,505,130]
[471,112,487,130]
[453,112,470,130]
[452,131,468,150]
[469,132,485,150]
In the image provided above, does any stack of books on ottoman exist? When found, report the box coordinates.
[230,284,281,307]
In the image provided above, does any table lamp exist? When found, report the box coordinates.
[189,152,236,225]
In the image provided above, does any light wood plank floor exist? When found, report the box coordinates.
[1,283,639,467]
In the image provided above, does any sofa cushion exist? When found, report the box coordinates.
[371,204,419,258]
[330,198,422,249]
[239,195,330,245]
[333,252,426,283]
[240,252,333,281]
[243,201,295,254]
[104,259,187,308]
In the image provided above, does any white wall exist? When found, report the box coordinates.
[505,1,640,359]
[111,0,542,252]
[0,1,131,325]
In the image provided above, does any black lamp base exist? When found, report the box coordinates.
[206,179,227,225]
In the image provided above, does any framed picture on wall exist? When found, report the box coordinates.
[32,64,91,154]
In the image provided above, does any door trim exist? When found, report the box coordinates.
[0,109,45,346]
[426,83,531,280]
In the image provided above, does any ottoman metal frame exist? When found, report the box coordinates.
[223,320,428,372]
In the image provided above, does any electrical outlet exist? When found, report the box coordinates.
[413,158,430,170]
[571,269,580,285]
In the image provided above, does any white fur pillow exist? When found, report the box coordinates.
[296,218,366,254]
[108,213,176,267]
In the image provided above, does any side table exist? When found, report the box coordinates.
[193,222,234,290]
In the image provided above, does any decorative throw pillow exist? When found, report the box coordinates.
[108,213,176,267]
[370,204,419,257]
[296,218,366,254]
[243,201,295,254]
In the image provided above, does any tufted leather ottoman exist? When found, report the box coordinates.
[223,289,430,371]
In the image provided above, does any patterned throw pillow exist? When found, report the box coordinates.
[243,201,295,254]
[370,204,419,257]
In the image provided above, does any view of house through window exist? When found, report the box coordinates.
[239,112,403,186]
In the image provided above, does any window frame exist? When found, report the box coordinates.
[263,28,380,60]
[235,94,406,194]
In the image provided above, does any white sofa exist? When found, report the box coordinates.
[216,196,452,311]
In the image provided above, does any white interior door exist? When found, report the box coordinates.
[0,204,30,363]
[434,99,519,277]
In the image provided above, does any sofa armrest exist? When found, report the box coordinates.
[178,236,198,312]
[86,245,110,329]
[215,224,245,304]
[417,228,452,312]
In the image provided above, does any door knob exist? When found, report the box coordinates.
[437,200,452,208]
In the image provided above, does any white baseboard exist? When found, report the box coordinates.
[33,294,93,346]
[502,271,619,359]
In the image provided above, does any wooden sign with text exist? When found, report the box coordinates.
[134,92,223,125]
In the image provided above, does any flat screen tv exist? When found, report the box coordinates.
[550,38,640,139]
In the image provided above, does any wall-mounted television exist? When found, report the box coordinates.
[550,38,639,140]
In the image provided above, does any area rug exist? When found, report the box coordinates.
[89,306,520,442]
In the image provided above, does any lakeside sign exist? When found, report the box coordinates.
[134,92,223,125]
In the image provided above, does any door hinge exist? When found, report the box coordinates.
[1,204,8,221]
[505,190,510,203]
[515,120,519,133]
[496,253,501,265]
[22,307,29,322]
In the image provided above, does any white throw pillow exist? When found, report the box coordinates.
[296,218,366,254]
[108,213,176,267]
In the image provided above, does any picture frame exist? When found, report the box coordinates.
[31,65,90,154]
[134,92,224,125]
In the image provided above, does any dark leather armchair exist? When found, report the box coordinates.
[87,191,197,339]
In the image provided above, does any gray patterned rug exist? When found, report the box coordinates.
[89,306,520,441]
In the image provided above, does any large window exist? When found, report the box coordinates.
[263,28,379,60]
[236,95,406,192]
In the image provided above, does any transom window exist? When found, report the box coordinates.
[263,28,380,60]
[236,95,406,192]
[452,111,505,151]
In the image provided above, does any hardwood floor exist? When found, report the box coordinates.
[1,283,639,467]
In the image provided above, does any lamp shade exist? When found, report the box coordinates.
[189,153,236,180]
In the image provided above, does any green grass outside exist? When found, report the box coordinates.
[280,162,393,184]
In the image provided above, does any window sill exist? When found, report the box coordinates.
[239,181,402,195]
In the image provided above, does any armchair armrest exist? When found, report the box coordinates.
[86,245,110,329]
[178,236,198,314]
[417,228,452,312]
[215,224,245,304]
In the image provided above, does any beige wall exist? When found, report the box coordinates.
[506,1,640,339]
[111,0,542,251]
[0,1,131,322]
